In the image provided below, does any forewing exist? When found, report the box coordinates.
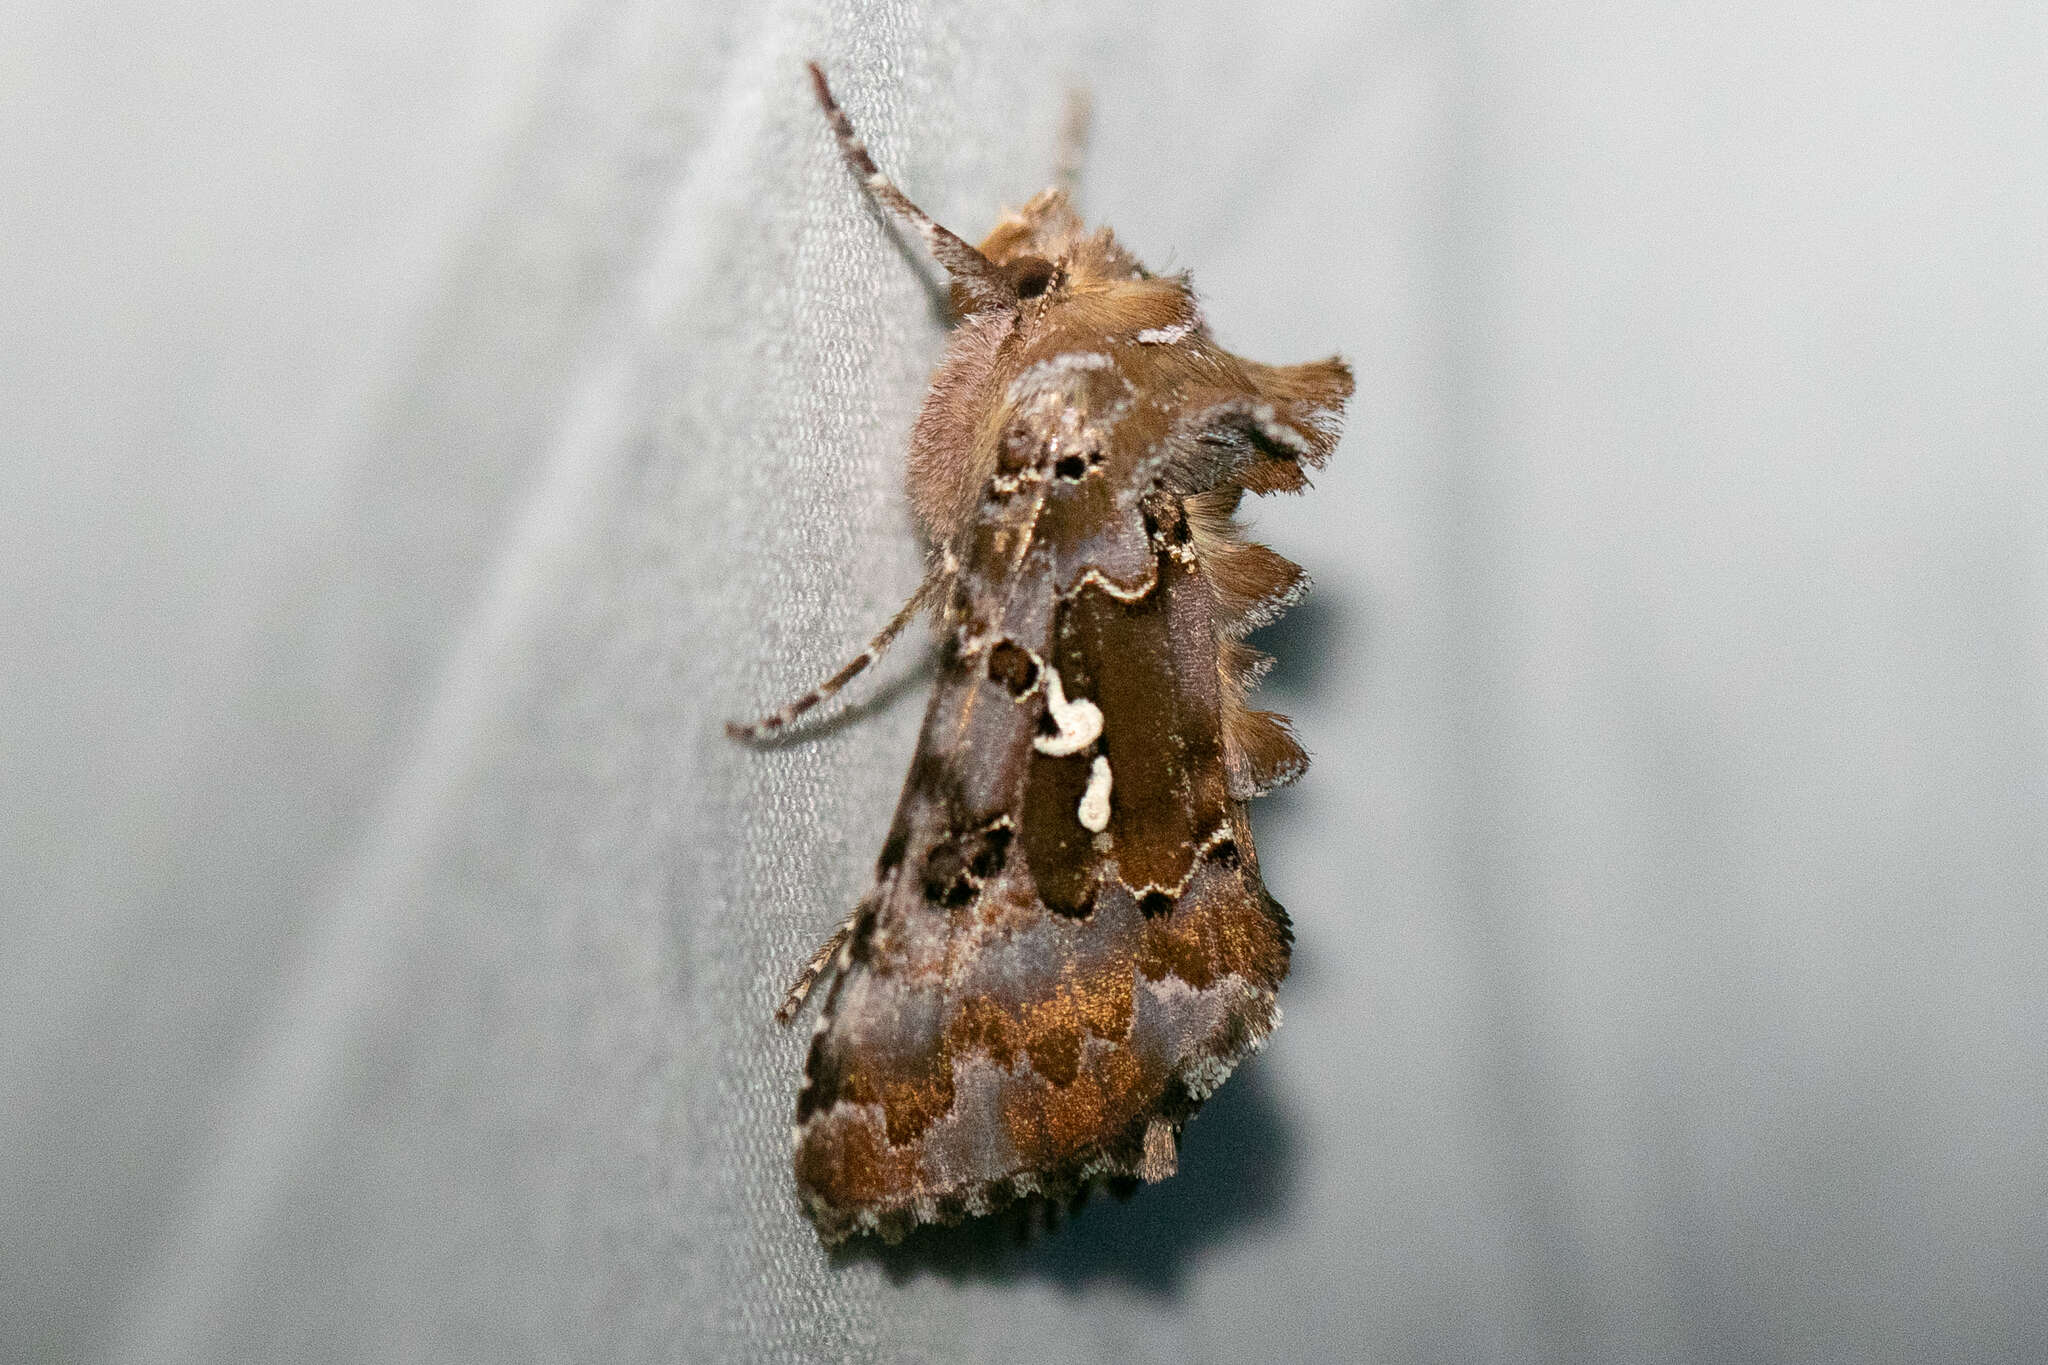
[792,351,1291,1242]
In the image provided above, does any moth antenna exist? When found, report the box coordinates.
[807,62,1016,314]
[1053,83,1092,203]
[726,562,948,742]
[776,900,867,1025]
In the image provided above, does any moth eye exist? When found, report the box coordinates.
[1008,255,1056,299]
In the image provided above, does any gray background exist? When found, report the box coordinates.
[5,1,2045,1360]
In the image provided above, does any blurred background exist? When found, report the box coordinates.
[4,2,2044,1360]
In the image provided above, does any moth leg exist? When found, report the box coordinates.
[775,899,866,1025]
[1053,84,1092,202]
[806,62,1014,314]
[726,564,947,741]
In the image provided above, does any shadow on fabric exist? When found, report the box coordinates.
[1245,575,1344,707]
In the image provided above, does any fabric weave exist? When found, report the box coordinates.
[6,1,2047,1361]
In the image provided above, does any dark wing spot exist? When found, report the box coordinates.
[986,640,1039,697]
[875,829,910,877]
[846,908,879,966]
[1050,880,1098,921]
[968,823,1012,878]
[922,840,969,907]
[1207,838,1240,870]
[1138,889,1176,919]
[1054,454,1087,481]
[795,1036,845,1123]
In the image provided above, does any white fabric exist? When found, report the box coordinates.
[6,1,2046,1360]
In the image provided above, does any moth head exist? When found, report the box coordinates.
[976,188,1152,306]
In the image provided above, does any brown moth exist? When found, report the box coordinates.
[731,63,1351,1244]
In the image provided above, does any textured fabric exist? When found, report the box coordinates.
[6,1,2047,1361]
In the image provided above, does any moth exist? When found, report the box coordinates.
[731,63,1351,1244]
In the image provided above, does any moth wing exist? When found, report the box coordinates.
[791,352,1291,1242]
